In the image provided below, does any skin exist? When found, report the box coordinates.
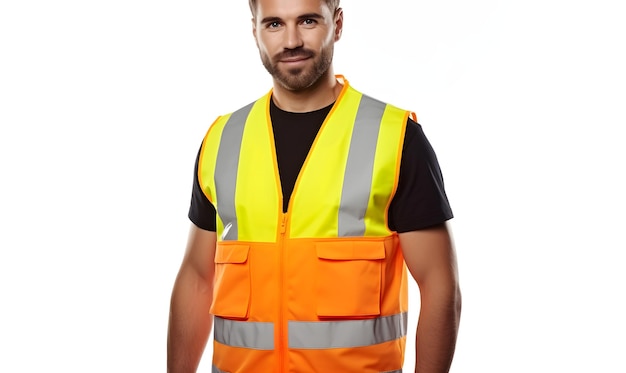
[399,224,462,373]
[252,0,344,112]
[167,0,461,372]
[167,226,216,372]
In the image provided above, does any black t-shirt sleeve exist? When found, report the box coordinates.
[388,119,454,232]
[188,144,217,231]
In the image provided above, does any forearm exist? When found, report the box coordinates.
[167,268,214,373]
[414,286,462,373]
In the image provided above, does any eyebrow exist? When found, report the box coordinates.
[297,13,324,21]
[260,13,324,24]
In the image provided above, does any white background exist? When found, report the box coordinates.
[1,0,625,371]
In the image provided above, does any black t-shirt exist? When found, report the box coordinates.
[188,98,453,233]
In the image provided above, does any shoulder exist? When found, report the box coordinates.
[222,92,271,118]
[403,117,425,144]
[402,117,439,154]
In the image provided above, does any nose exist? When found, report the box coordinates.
[284,24,303,50]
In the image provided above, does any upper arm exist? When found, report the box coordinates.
[188,144,218,231]
[179,224,217,283]
[398,223,459,295]
[389,119,453,233]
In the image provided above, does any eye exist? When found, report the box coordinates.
[300,18,318,28]
[268,21,281,28]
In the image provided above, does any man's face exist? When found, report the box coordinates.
[253,0,341,91]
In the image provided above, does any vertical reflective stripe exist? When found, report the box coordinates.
[288,312,407,349]
[212,366,230,373]
[214,102,254,241]
[338,95,387,237]
[214,316,275,350]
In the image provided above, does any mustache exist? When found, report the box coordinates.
[274,48,315,61]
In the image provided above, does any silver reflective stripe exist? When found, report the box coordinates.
[215,102,254,241]
[212,366,230,373]
[381,370,402,373]
[338,95,387,237]
[214,316,274,350]
[288,312,407,349]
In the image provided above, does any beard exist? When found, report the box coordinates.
[260,45,334,91]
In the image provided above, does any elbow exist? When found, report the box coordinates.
[419,276,462,322]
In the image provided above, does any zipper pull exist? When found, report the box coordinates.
[280,214,287,235]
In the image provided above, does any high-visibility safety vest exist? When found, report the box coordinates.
[198,76,413,373]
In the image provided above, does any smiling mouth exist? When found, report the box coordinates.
[280,56,310,63]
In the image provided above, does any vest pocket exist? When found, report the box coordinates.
[210,244,251,319]
[315,241,385,318]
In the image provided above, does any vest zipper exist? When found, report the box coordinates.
[278,213,288,373]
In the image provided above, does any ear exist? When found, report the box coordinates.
[334,8,344,42]
[252,17,259,46]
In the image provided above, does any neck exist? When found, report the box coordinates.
[271,68,343,113]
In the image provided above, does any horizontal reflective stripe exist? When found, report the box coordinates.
[381,370,402,373]
[288,312,407,349]
[214,316,274,350]
[212,366,230,373]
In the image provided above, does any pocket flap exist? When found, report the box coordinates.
[316,241,385,260]
[215,245,250,264]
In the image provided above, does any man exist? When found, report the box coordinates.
[167,0,461,372]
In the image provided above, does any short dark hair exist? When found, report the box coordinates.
[248,0,340,18]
